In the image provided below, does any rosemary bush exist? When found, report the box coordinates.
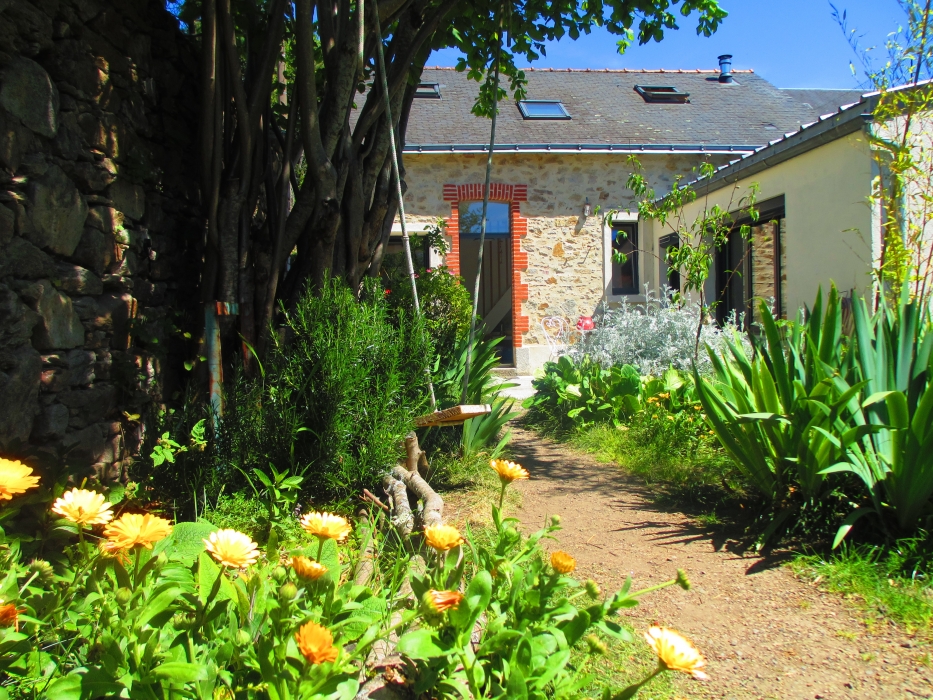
[574,287,745,377]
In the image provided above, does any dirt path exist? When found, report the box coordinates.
[507,426,933,700]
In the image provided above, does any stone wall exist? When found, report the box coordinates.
[402,151,730,370]
[0,0,201,477]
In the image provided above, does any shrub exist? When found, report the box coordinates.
[383,255,472,368]
[133,278,432,513]
[575,287,745,376]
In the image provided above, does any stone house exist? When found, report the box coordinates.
[400,63,858,373]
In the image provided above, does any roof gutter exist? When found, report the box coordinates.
[403,143,761,155]
[690,97,877,197]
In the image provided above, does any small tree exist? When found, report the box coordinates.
[836,0,933,304]
[616,155,759,355]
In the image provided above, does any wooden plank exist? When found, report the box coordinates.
[414,404,492,427]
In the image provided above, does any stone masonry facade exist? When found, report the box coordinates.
[0,0,201,477]
[402,152,730,370]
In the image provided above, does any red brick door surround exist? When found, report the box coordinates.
[442,183,530,349]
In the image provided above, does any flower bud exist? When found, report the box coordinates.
[502,526,520,545]
[115,587,132,605]
[172,612,197,630]
[272,565,288,583]
[550,514,561,527]
[28,559,54,585]
[585,579,601,599]
[585,635,608,655]
[278,582,299,602]
[496,561,512,577]
[235,629,252,647]
[676,569,691,591]
[419,591,446,628]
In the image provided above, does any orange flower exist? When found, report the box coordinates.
[423,524,464,551]
[426,589,463,613]
[51,488,113,526]
[490,459,529,485]
[295,621,339,664]
[550,550,576,574]
[0,602,25,631]
[300,512,351,542]
[0,458,40,501]
[644,626,708,679]
[103,513,173,550]
[204,529,260,569]
[98,538,130,564]
[291,556,328,581]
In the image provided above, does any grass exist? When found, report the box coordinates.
[563,416,747,516]
[791,539,933,636]
[571,628,680,699]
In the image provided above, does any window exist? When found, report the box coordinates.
[517,100,571,120]
[611,223,639,295]
[458,201,510,238]
[658,233,681,291]
[414,82,441,98]
[634,85,690,104]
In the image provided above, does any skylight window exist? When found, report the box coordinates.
[414,82,441,98]
[634,85,690,104]
[517,100,571,120]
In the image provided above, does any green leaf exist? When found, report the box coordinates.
[397,628,451,659]
[45,669,125,700]
[152,661,209,683]
[154,520,217,564]
[449,569,492,632]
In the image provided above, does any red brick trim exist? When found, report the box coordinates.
[443,183,529,351]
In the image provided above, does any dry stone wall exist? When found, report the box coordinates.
[0,0,201,478]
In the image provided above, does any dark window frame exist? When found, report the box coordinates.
[611,222,639,295]
[414,82,441,98]
[517,100,572,120]
[715,195,785,327]
[658,232,681,292]
[634,85,690,103]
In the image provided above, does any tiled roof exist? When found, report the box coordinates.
[404,67,821,150]
[778,88,866,121]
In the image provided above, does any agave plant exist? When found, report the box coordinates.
[695,288,864,541]
[821,284,933,543]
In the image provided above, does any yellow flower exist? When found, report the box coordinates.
[204,529,260,569]
[300,512,351,542]
[490,459,529,485]
[667,415,675,421]
[423,524,464,551]
[103,513,173,549]
[659,392,670,399]
[291,556,328,581]
[0,601,25,631]
[51,488,113,526]
[98,538,130,563]
[551,550,576,574]
[0,458,40,501]
[644,626,708,679]
[295,621,338,664]
[426,589,464,613]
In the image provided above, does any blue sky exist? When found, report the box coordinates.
[429,0,908,88]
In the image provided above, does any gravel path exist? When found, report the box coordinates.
[507,426,933,700]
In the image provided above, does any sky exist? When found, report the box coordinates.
[428,0,909,89]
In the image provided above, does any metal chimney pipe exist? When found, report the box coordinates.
[718,54,734,83]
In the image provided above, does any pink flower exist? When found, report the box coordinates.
[425,268,432,273]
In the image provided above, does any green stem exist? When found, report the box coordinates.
[316,537,324,563]
[458,650,482,700]
[628,579,677,599]
[612,665,663,700]
[498,483,506,513]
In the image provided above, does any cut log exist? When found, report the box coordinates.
[413,404,491,427]
[391,466,443,530]
[382,474,414,537]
